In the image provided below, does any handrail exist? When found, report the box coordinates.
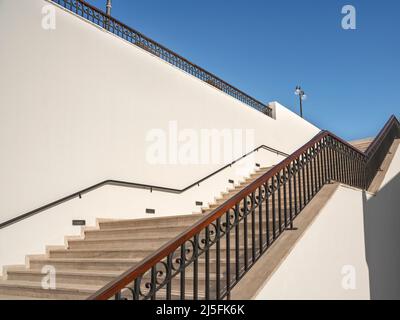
[0,145,288,230]
[89,115,400,300]
[365,115,399,156]
[49,0,273,117]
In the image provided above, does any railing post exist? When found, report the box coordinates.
[205,226,210,300]
[277,174,282,234]
[180,243,186,300]
[216,218,221,300]
[265,182,271,247]
[271,176,277,239]
[288,164,294,229]
[283,169,288,229]
[193,235,199,300]
[225,211,231,300]
[258,187,264,254]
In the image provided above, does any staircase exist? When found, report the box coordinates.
[0,167,275,300]
[1,116,398,300]
[350,138,374,152]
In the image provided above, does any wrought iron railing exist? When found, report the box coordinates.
[88,115,400,300]
[50,0,273,117]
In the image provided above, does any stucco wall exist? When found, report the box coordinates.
[255,143,400,300]
[255,185,371,300]
[0,0,320,272]
[363,142,400,299]
[0,0,319,223]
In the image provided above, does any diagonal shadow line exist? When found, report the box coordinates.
[362,171,400,300]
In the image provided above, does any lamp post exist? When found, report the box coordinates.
[294,86,307,118]
[106,0,112,16]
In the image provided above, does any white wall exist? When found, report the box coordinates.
[379,142,400,188]
[255,185,371,300]
[256,143,400,300]
[0,0,319,223]
[363,142,400,299]
[0,0,320,272]
[0,149,284,273]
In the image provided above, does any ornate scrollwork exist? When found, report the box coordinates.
[266,180,274,196]
[279,171,286,184]
[117,286,135,300]
[155,261,169,285]
[220,209,235,233]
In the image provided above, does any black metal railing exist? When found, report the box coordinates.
[50,0,273,117]
[0,144,288,230]
[364,118,400,187]
[89,115,400,300]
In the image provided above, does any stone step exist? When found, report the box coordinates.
[84,225,188,240]
[93,205,292,236]
[29,257,138,272]
[0,294,49,300]
[6,268,121,287]
[5,268,225,290]
[208,194,304,207]
[48,245,259,260]
[116,288,208,301]
[67,237,174,250]
[67,227,276,251]
[96,168,273,231]
[1,164,319,300]
[212,181,320,202]
[98,214,203,230]
[0,280,99,300]
[203,201,299,213]
[28,257,241,273]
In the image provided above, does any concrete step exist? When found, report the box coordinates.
[116,288,208,301]
[0,280,99,300]
[67,226,276,251]
[5,268,121,287]
[5,268,225,290]
[350,138,373,152]
[204,201,299,213]
[48,245,256,260]
[67,237,174,250]
[208,195,302,207]
[1,164,315,300]
[29,257,139,272]
[28,257,240,273]
[0,294,49,300]
[98,214,203,230]
[210,182,319,205]
[84,225,188,240]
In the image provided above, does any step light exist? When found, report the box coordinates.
[72,220,86,226]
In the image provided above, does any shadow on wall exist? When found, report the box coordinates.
[363,171,400,300]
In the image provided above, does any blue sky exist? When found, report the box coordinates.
[89,0,399,140]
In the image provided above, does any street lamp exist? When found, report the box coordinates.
[106,0,112,16]
[294,86,307,118]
